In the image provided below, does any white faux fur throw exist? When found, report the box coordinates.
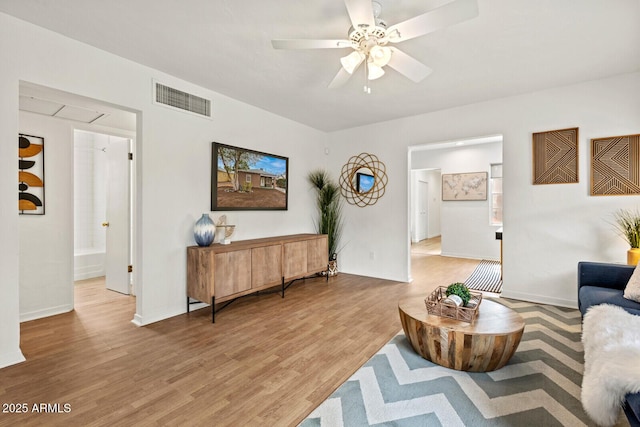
[581,304,640,426]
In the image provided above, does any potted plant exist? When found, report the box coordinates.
[445,282,472,306]
[612,208,640,265]
[308,170,344,275]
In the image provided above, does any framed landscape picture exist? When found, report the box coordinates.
[211,142,288,210]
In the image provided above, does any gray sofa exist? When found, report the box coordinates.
[577,261,640,427]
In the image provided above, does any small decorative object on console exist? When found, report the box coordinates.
[215,215,235,245]
[425,285,482,323]
[194,213,215,247]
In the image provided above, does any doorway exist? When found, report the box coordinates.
[74,130,132,295]
[18,81,139,323]
[407,135,503,279]
[410,168,442,245]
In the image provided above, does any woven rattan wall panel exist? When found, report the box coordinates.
[532,127,578,184]
[591,134,640,196]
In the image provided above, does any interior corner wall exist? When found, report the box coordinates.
[327,72,640,307]
[0,27,24,368]
[412,142,502,260]
[19,111,75,322]
[0,12,326,368]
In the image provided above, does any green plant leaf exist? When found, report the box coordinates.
[445,282,471,306]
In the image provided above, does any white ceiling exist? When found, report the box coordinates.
[2,0,639,132]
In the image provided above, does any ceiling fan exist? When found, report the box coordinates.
[272,0,478,92]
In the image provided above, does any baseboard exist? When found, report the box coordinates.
[440,251,485,260]
[20,304,73,323]
[74,265,105,281]
[500,289,577,309]
[0,349,26,369]
[130,306,191,327]
[339,268,410,283]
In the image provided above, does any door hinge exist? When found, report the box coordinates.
[128,265,133,273]
[128,152,133,160]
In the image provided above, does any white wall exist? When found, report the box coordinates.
[412,142,503,260]
[328,72,640,307]
[74,130,108,281]
[74,130,108,256]
[0,12,325,368]
[18,112,75,322]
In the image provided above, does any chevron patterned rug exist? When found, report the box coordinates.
[301,298,597,427]
[464,259,502,293]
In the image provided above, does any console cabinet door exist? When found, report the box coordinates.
[187,248,214,303]
[251,245,282,287]
[214,250,251,298]
[283,241,307,279]
[307,236,328,273]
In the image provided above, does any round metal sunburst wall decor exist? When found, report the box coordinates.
[339,152,388,207]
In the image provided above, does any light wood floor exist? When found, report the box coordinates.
[0,238,480,426]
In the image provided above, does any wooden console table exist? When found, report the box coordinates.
[187,233,328,322]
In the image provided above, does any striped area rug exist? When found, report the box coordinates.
[464,259,502,293]
[301,299,600,427]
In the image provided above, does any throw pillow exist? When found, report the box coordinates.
[625,263,640,303]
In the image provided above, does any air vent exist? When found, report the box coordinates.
[154,82,211,118]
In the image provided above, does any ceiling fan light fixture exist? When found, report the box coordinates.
[367,63,385,80]
[340,51,365,74]
[369,45,392,67]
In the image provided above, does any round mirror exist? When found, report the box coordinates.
[353,167,375,193]
[339,153,388,207]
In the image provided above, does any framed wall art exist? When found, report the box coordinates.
[532,127,579,185]
[19,134,45,215]
[591,133,640,196]
[442,172,487,201]
[211,142,288,210]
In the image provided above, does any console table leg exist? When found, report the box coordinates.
[281,278,285,298]
[187,297,190,313]
[211,296,215,324]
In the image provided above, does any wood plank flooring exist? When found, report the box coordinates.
[0,238,480,426]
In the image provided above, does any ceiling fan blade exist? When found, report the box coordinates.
[386,47,433,82]
[387,0,478,43]
[272,39,351,49]
[344,0,375,29]
[328,66,357,89]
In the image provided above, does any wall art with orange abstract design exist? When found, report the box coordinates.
[19,134,45,215]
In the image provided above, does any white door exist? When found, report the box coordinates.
[417,180,429,241]
[104,137,130,294]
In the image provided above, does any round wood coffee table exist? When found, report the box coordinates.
[398,297,525,372]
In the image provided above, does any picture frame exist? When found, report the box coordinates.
[591,133,640,196]
[211,142,288,210]
[532,127,579,185]
[19,133,45,215]
[442,172,488,201]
